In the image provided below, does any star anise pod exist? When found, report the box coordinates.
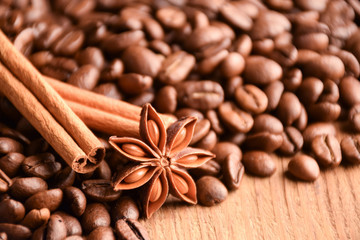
[109,103,215,218]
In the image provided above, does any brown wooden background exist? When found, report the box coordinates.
[141,126,360,240]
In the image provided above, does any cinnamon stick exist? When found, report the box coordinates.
[0,62,95,173]
[0,30,104,173]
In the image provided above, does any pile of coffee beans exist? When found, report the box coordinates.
[0,0,360,239]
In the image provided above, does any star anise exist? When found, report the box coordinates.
[109,103,215,218]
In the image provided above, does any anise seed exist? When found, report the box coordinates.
[173,173,189,194]
[124,168,149,183]
[122,143,147,157]
[172,128,186,150]
[149,178,162,202]
[147,119,160,146]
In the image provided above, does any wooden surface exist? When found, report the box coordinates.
[141,125,360,240]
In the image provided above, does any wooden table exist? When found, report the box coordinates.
[141,125,360,240]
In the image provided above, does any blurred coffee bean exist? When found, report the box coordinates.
[288,154,320,182]
[235,84,268,114]
[302,122,336,146]
[0,223,31,240]
[0,123,29,144]
[276,92,301,126]
[20,208,50,230]
[293,104,308,131]
[9,177,48,200]
[25,138,49,156]
[175,108,204,120]
[295,32,329,51]
[220,52,245,78]
[0,98,21,122]
[190,119,211,145]
[25,188,63,212]
[196,176,228,206]
[233,34,252,57]
[13,28,34,57]
[41,57,78,81]
[339,76,360,106]
[225,76,243,98]
[242,151,276,177]
[341,135,360,164]
[307,102,341,122]
[94,161,111,180]
[112,196,139,222]
[282,68,302,92]
[63,186,86,217]
[218,102,253,133]
[148,40,171,56]
[54,211,82,236]
[185,26,225,51]
[194,130,217,151]
[100,59,124,82]
[252,39,274,55]
[197,49,228,75]
[244,56,283,86]
[177,81,224,110]
[278,127,303,156]
[206,110,224,135]
[68,64,100,90]
[264,81,284,112]
[117,74,153,95]
[93,83,123,100]
[75,47,104,70]
[81,179,121,202]
[297,77,324,106]
[349,104,360,132]
[154,86,177,113]
[219,2,252,31]
[101,31,145,54]
[81,203,110,234]
[115,218,149,240]
[128,91,155,107]
[51,166,76,189]
[302,55,345,81]
[88,226,115,240]
[0,137,23,155]
[46,214,67,240]
[189,159,221,179]
[0,153,25,177]
[212,141,242,164]
[52,30,84,56]
[319,79,339,103]
[156,6,186,29]
[22,153,61,180]
[0,199,25,223]
[311,135,342,168]
[222,153,244,190]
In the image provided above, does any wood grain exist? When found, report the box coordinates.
[141,126,360,240]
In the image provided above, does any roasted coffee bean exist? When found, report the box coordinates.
[297,77,324,106]
[81,203,110,234]
[233,34,252,57]
[212,142,242,164]
[52,30,84,56]
[319,79,339,103]
[82,179,121,202]
[112,196,139,222]
[115,218,150,240]
[264,81,284,112]
[100,59,124,82]
[101,31,145,54]
[75,47,104,70]
[349,104,360,132]
[288,154,320,182]
[330,48,360,78]
[20,208,50,230]
[149,40,171,56]
[175,108,204,120]
[0,98,21,122]
[13,28,34,57]
[206,110,224,135]
[303,122,336,146]
[189,159,221,179]
[128,91,155,107]
[25,138,49,156]
[31,224,46,240]
[222,153,244,190]
[63,186,87,217]
[197,49,229,75]
[190,119,211,145]
[276,92,301,126]
[65,236,84,240]
[234,85,268,114]
[154,86,177,113]
[54,211,82,236]
[35,24,64,50]
[282,68,302,92]
[311,135,342,168]
[218,102,253,133]
[0,153,25,177]
[185,26,225,51]
[51,166,76,189]
[41,57,78,81]
[0,223,31,240]
[302,55,345,81]
[219,2,252,31]
[0,123,30,144]
[244,56,283,86]
[176,81,224,110]
[0,137,23,155]
[244,132,283,153]
[341,135,360,164]
[339,76,360,106]
[0,199,25,223]
[25,188,63,212]
[68,64,100,90]
[156,6,186,29]
[252,39,275,55]
[94,161,111,181]
[196,176,228,206]
[158,51,195,84]
[88,226,115,240]
[22,153,61,180]
[294,32,329,51]
[225,76,243,98]
[220,52,245,78]
[252,114,284,134]
[278,127,303,155]
[242,151,276,177]
[0,232,6,240]
[308,102,341,122]
[194,130,217,151]
[293,104,308,131]
[9,177,48,200]
[46,214,67,240]
[93,83,123,99]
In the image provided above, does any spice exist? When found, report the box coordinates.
[109,104,214,218]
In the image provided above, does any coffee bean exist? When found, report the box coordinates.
[81,203,110,234]
[94,161,112,181]
[349,104,360,132]
[341,135,360,164]
[219,52,245,78]
[112,196,139,222]
[149,40,171,56]
[175,108,204,120]
[206,110,224,135]
[177,81,224,110]
[308,102,341,122]
[46,214,67,240]
[128,91,155,107]
[22,153,61,180]
[295,32,329,51]
[20,208,50,230]
[81,179,121,202]
[293,104,308,131]
[242,151,276,177]
[278,127,303,156]
[282,68,302,92]
[190,119,211,145]
[225,76,243,98]
[0,199,25,223]
[0,123,30,144]
[54,211,82,236]
[252,114,284,134]
[212,141,242,164]
[288,154,320,181]
[154,86,177,113]
[197,49,229,75]
[330,48,360,78]
[158,51,195,84]
[0,137,23,155]
[63,186,87,217]
[194,130,217,151]
[189,159,221,179]
[196,176,228,206]
[9,177,48,200]
[117,73,153,95]
[0,223,31,240]
[25,138,49,156]
[93,83,123,100]
[101,30,145,53]
[250,11,291,40]
[319,79,339,103]
[302,55,345,81]
[339,76,360,106]
[302,122,336,146]
[65,236,84,240]
[222,153,244,190]
[52,30,84,56]
[276,92,301,126]
[115,218,150,240]
[234,84,268,114]
[244,132,283,153]
[68,64,100,90]
[13,28,34,57]
[252,39,275,55]
[219,2,252,31]
[75,47,104,70]
[100,59,124,82]
[297,77,324,106]
[156,6,186,29]
[218,102,253,133]
[295,0,328,11]
[35,24,64,50]
[41,56,78,81]
[311,135,342,168]
[0,153,25,177]
[25,188,63,212]
[0,232,6,240]
[264,81,284,112]
[233,34,252,57]
[185,26,225,51]
[88,226,115,240]
[244,56,283,85]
